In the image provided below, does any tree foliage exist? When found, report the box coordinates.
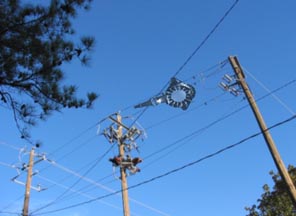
[245,165,296,216]
[0,0,98,141]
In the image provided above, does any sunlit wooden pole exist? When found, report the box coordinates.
[117,114,130,216]
[229,56,296,208]
[22,148,34,216]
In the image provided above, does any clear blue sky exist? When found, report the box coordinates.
[1,0,296,215]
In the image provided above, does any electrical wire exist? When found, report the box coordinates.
[33,155,171,216]
[172,0,240,78]
[0,161,14,168]
[0,211,20,215]
[55,135,98,162]
[1,2,242,214]
[143,78,296,163]
[33,113,296,215]
[130,0,241,125]
[0,157,24,214]
[183,59,229,82]
[242,66,296,115]
[0,195,23,215]
[95,78,296,186]
[30,145,114,214]
[36,175,141,216]
[3,78,295,216]
[145,102,247,160]
[47,117,109,158]
[146,92,226,130]
[0,141,23,151]
[56,172,117,202]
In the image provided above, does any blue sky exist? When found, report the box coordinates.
[1,0,296,215]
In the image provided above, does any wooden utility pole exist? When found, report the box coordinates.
[22,148,35,216]
[228,56,296,208]
[117,114,131,216]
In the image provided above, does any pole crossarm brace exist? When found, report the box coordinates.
[228,55,296,208]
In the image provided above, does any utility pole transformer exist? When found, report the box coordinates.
[228,56,296,208]
[22,148,35,216]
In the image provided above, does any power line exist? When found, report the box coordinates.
[0,141,23,151]
[242,66,296,115]
[30,145,114,214]
[146,92,226,130]
[143,78,296,162]
[0,195,24,214]
[3,78,295,216]
[133,78,296,171]
[53,78,296,197]
[144,102,246,160]
[0,211,20,215]
[0,161,14,168]
[47,117,108,158]
[33,114,296,215]
[172,0,240,78]
[131,0,241,124]
[32,153,170,216]
[36,175,141,216]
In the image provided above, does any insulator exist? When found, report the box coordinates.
[230,87,239,96]
[219,82,229,91]
[223,74,233,83]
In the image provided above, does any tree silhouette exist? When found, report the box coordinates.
[246,165,296,216]
[0,0,98,142]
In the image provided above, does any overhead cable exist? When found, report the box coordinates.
[243,67,296,115]
[143,78,296,162]
[31,145,114,214]
[34,154,170,216]
[36,175,140,216]
[172,0,240,78]
[33,114,296,215]
[0,141,23,151]
[132,0,241,124]
[47,116,109,158]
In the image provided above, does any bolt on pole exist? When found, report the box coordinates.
[22,147,35,216]
[228,56,296,208]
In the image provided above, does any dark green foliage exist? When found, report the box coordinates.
[0,0,98,140]
[245,165,296,216]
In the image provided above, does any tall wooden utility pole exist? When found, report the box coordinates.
[117,114,131,216]
[22,148,35,216]
[228,56,296,208]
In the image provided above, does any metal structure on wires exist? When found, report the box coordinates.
[141,78,296,173]
[132,0,241,122]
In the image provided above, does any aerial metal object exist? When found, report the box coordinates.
[134,77,196,110]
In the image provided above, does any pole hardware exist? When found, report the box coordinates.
[101,113,146,216]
